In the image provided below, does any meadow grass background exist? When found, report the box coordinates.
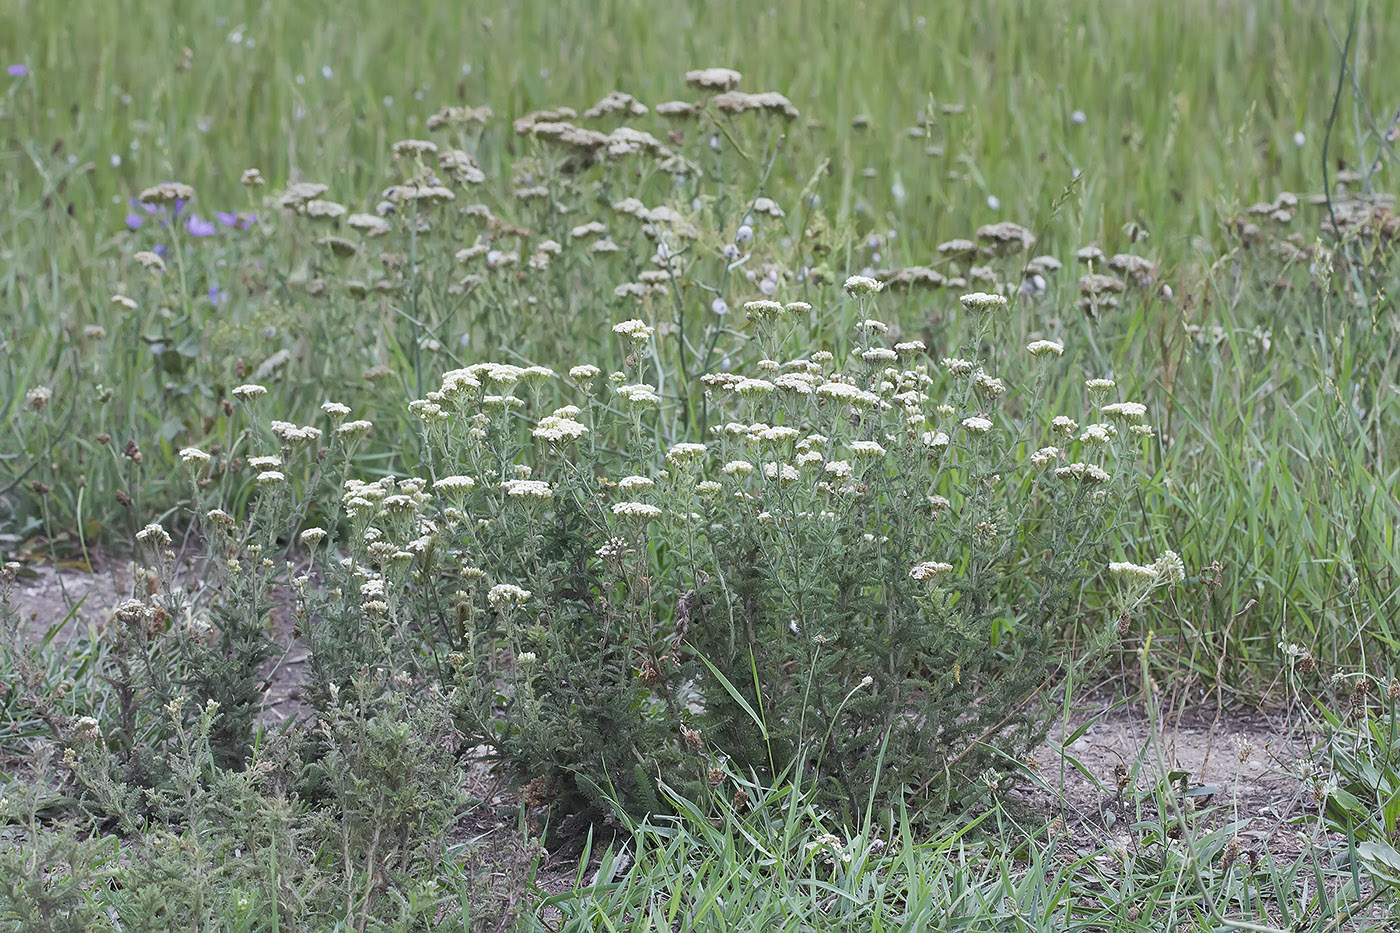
[2,1,1400,930]
[2,0,1398,693]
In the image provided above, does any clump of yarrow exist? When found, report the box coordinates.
[200,282,1183,822]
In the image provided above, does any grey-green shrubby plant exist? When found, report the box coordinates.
[167,274,1180,824]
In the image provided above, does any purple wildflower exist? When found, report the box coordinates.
[186,214,217,237]
[125,213,145,231]
[216,210,257,230]
[208,284,228,306]
[153,243,168,256]
[7,65,28,77]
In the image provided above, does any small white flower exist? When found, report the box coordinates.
[1026,339,1064,358]
[666,443,708,466]
[941,357,975,376]
[1154,550,1186,585]
[1030,446,1060,467]
[736,378,775,397]
[617,383,661,406]
[533,416,589,443]
[487,583,532,608]
[861,347,897,364]
[569,364,601,382]
[232,383,268,401]
[501,479,553,499]
[910,560,954,581]
[1079,423,1117,444]
[961,416,993,434]
[1101,402,1148,422]
[843,275,884,297]
[1109,561,1158,584]
[321,400,351,419]
[921,431,951,452]
[178,447,210,464]
[256,470,286,485]
[612,501,662,520]
[136,523,171,547]
[300,527,328,547]
[723,460,755,476]
[434,475,477,493]
[850,440,886,457]
[618,475,655,492]
[960,291,1007,313]
[1085,377,1117,392]
[612,319,655,343]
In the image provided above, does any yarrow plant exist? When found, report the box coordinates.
[166,270,1178,824]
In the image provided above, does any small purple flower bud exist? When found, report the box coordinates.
[6,64,28,77]
[125,213,144,230]
[215,211,238,227]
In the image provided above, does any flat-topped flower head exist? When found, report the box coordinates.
[1085,377,1116,392]
[134,251,166,271]
[922,431,951,452]
[1101,402,1148,422]
[1154,550,1186,584]
[433,475,476,493]
[941,357,975,376]
[961,416,993,434]
[743,299,784,321]
[685,67,743,91]
[612,319,655,343]
[618,475,655,492]
[960,291,1007,313]
[569,364,601,383]
[1054,462,1111,484]
[488,583,532,608]
[502,479,553,499]
[617,383,661,406]
[534,415,588,443]
[612,501,662,520]
[910,560,954,581]
[736,378,775,397]
[321,400,351,419]
[1079,423,1118,444]
[232,383,267,401]
[722,460,755,476]
[139,181,195,205]
[1026,339,1064,358]
[178,447,210,464]
[1030,446,1061,467]
[1109,561,1158,584]
[666,442,708,466]
[843,275,884,298]
[850,440,887,457]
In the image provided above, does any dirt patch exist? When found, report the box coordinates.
[1020,690,1314,856]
